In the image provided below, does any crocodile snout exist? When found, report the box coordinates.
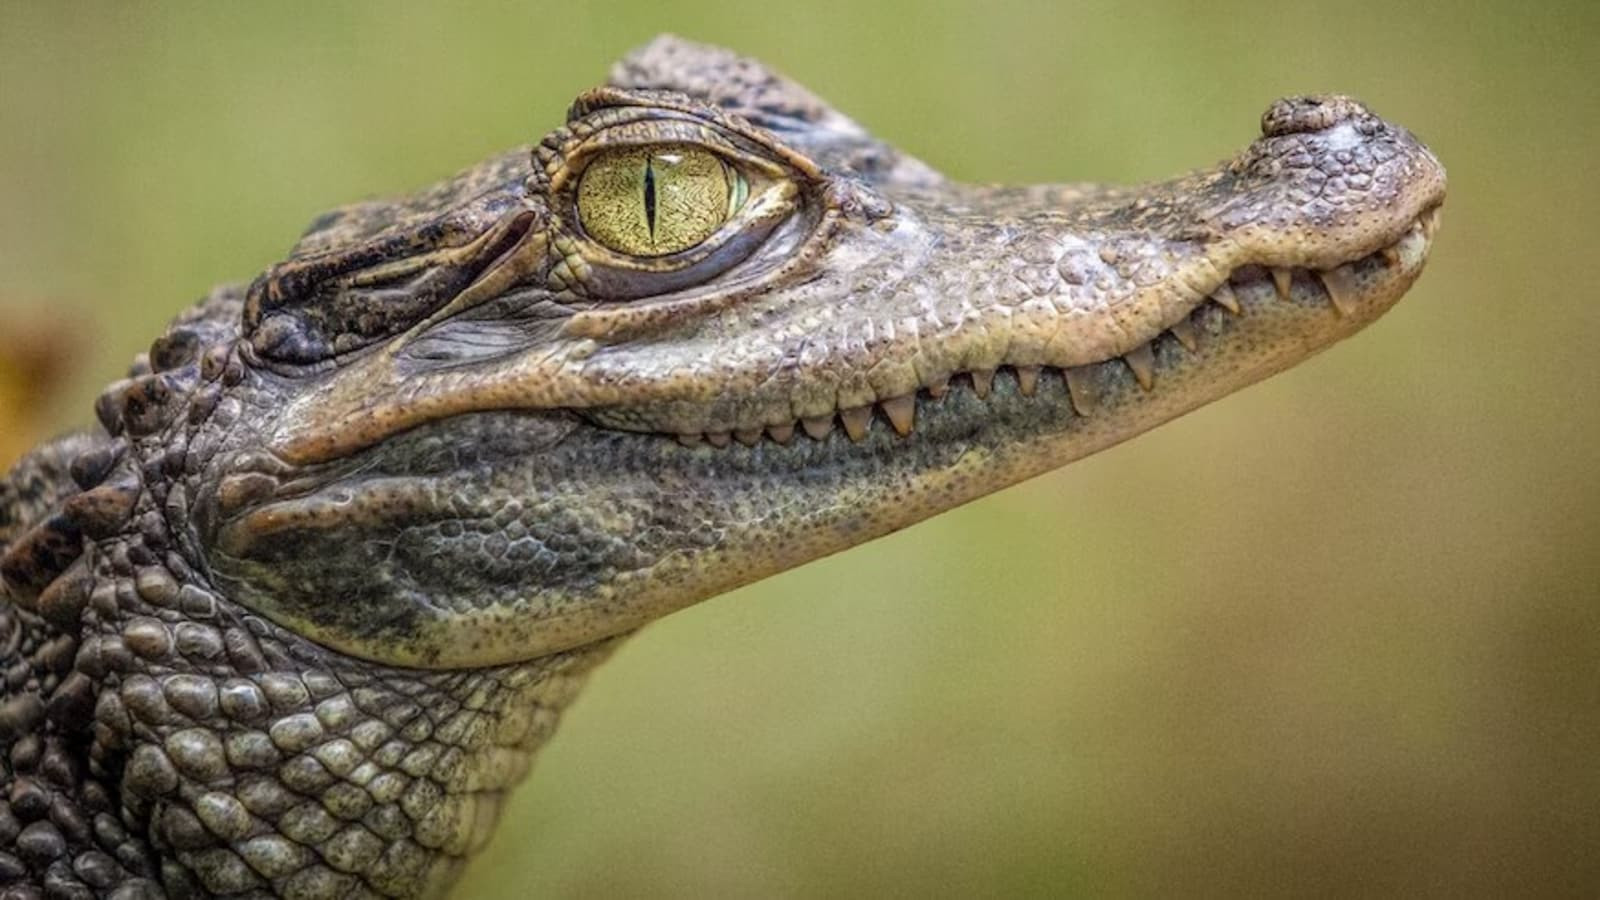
[1260,95,1372,137]
[1208,93,1447,272]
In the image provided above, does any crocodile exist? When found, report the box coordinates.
[0,35,1444,898]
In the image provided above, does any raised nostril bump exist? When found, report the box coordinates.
[1261,94,1372,137]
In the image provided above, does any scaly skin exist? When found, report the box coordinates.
[0,36,1443,898]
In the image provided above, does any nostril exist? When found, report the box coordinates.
[1261,94,1372,137]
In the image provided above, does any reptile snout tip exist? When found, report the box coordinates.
[1260,95,1373,137]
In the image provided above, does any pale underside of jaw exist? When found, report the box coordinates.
[667,206,1440,449]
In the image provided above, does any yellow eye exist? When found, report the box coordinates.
[576,144,747,257]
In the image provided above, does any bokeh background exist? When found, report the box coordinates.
[2,2,1596,896]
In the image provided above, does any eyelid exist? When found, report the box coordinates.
[550,116,792,195]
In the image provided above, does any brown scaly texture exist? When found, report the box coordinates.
[0,36,1443,897]
[0,287,620,897]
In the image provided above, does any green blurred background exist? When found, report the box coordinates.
[2,1,1596,896]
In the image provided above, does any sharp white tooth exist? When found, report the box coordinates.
[1421,207,1441,239]
[1170,318,1198,351]
[970,368,995,398]
[880,395,915,436]
[1271,267,1294,301]
[1213,282,1241,315]
[925,375,950,399]
[767,423,796,445]
[840,405,872,442]
[705,432,731,448]
[1317,265,1360,317]
[1064,367,1096,416]
[1123,344,1156,391]
[1016,365,1041,397]
[801,415,833,441]
[733,428,763,447]
[675,433,703,447]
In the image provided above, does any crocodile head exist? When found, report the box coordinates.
[189,36,1445,670]
[0,36,1445,897]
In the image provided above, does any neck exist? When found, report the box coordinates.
[1,433,621,897]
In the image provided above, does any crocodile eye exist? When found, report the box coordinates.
[577,144,748,257]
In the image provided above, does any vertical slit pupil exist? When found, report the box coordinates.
[643,158,657,239]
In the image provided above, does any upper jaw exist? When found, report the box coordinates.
[262,94,1444,462]
[567,95,1446,442]
[589,198,1441,448]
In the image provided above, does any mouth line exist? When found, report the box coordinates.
[662,204,1441,449]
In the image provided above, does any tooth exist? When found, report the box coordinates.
[1381,246,1401,267]
[801,415,834,441]
[970,368,995,398]
[1271,267,1294,301]
[925,375,950,399]
[767,423,795,445]
[1317,265,1360,317]
[734,428,763,447]
[705,432,731,448]
[1016,365,1041,397]
[1213,282,1241,315]
[1170,319,1198,351]
[1063,367,1096,416]
[675,433,703,447]
[1421,208,1441,239]
[840,405,872,442]
[880,395,915,436]
[1123,344,1156,391]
